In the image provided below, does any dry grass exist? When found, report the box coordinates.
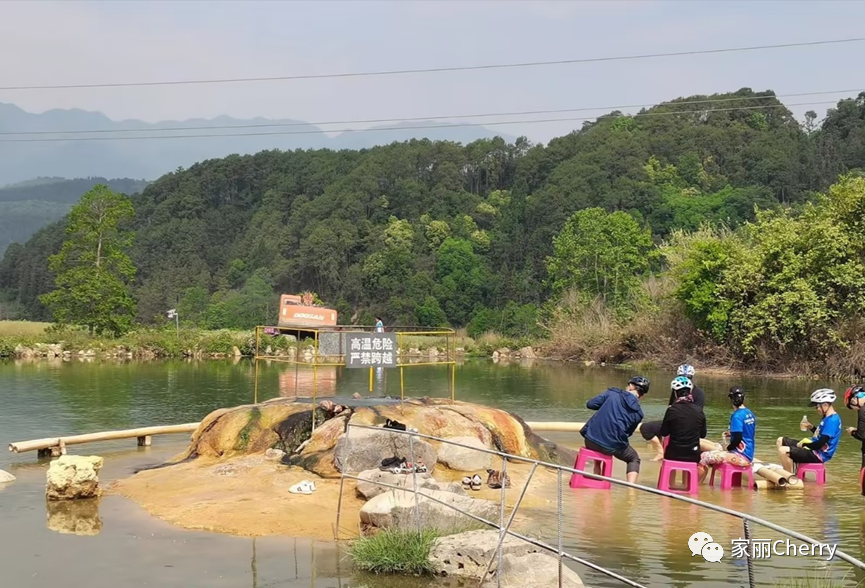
[0,320,52,336]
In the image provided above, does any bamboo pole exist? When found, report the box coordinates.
[753,480,778,490]
[9,423,201,454]
[754,467,789,487]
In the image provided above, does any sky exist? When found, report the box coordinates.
[0,0,864,143]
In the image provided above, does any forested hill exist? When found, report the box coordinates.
[2,89,864,333]
[0,177,149,256]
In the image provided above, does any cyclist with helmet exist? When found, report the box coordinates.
[640,364,705,461]
[844,385,865,495]
[580,376,650,483]
[700,386,756,473]
[777,388,842,472]
[658,376,707,464]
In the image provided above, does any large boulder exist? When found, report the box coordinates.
[46,499,103,536]
[355,469,465,500]
[487,553,585,587]
[333,428,437,474]
[156,397,573,479]
[430,529,542,579]
[360,489,497,531]
[436,436,492,472]
[0,469,16,484]
[46,455,104,500]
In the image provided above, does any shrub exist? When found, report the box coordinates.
[349,528,438,575]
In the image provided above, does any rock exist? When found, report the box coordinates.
[487,552,585,587]
[355,469,466,500]
[492,351,500,360]
[333,428,437,474]
[495,348,511,356]
[430,529,547,579]
[436,436,492,471]
[517,346,536,360]
[46,499,103,536]
[360,489,497,531]
[264,448,286,461]
[232,346,242,357]
[14,344,34,358]
[46,455,104,501]
[46,344,63,357]
[0,469,16,483]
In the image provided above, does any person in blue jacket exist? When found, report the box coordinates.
[580,376,650,483]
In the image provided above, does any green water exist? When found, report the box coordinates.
[2,358,865,588]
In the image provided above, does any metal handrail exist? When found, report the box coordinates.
[337,422,865,586]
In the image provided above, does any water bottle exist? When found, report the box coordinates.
[800,415,810,432]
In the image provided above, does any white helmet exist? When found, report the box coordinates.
[676,364,696,378]
[809,388,836,406]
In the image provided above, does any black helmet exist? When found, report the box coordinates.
[728,386,746,406]
[629,376,650,396]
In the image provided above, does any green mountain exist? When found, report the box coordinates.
[0,177,149,255]
[2,89,864,331]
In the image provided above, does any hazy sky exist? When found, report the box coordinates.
[1,0,864,143]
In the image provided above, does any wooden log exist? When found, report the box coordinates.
[785,478,805,490]
[525,421,585,432]
[8,423,201,454]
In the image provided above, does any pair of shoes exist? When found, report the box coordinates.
[486,469,511,489]
[389,462,427,474]
[380,456,404,471]
[384,419,407,431]
[470,474,482,491]
[289,480,317,495]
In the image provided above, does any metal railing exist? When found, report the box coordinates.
[335,422,865,588]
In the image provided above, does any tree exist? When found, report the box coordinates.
[546,208,654,309]
[39,185,137,336]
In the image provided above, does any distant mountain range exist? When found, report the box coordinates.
[0,102,515,186]
[0,177,150,255]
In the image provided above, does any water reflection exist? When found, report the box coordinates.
[46,498,102,536]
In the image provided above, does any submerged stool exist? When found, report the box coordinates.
[709,462,752,490]
[570,448,613,489]
[795,462,826,485]
[658,459,699,494]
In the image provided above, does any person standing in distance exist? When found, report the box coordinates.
[580,376,650,483]
[844,385,865,495]
[640,364,705,461]
[375,317,384,333]
[777,389,842,473]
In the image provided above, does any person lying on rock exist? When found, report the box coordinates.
[580,376,650,484]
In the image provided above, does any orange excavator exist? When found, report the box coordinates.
[276,292,338,328]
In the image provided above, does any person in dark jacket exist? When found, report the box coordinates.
[658,376,707,467]
[845,385,865,495]
[580,376,650,483]
[640,364,705,461]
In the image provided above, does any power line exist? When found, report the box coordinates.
[1,88,860,137]
[0,100,837,143]
[1,38,863,91]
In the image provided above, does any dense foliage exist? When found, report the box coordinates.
[38,186,137,336]
[2,89,865,370]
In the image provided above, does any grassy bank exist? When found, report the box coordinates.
[0,321,544,360]
[349,528,438,575]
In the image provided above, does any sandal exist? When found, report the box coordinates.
[471,474,482,491]
[462,476,472,489]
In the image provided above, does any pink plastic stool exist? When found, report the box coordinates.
[658,459,699,494]
[795,462,826,484]
[709,462,752,490]
[570,448,613,489]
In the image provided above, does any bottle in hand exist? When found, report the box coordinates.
[800,415,810,432]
